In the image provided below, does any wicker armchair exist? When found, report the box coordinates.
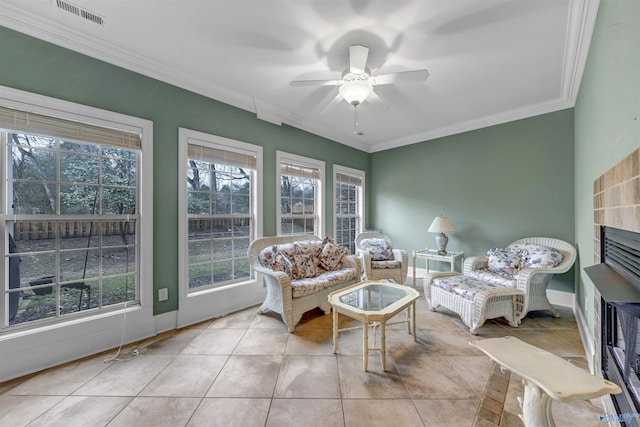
[424,237,576,334]
[355,231,408,284]
[463,237,576,322]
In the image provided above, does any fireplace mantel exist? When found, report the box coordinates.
[586,263,640,304]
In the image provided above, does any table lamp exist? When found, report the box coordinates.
[428,215,456,254]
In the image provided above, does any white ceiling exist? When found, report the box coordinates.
[0,0,599,153]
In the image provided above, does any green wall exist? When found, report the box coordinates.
[370,109,576,292]
[0,26,369,315]
[574,0,640,334]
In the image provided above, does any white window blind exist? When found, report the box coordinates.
[188,143,256,169]
[0,106,141,149]
[335,172,362,186]
[280,161,320,179]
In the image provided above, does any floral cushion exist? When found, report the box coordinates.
[486,248,525,277]
[271,252,294,277]
[468,269,517,288]
[258,246,276,268]
[507,243,563,269]
[291,268,358,298]
[371,259,402,269]
[291,242,318,279]
[319,241,348,271]
[359,238,394,261]
[432,275,507,301]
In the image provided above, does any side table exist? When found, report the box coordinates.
[412,248,464,288]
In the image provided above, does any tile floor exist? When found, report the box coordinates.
[0,281,608,427]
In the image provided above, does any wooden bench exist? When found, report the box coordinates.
[469,336,621,427]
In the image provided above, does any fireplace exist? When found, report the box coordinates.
[586,226,640,426]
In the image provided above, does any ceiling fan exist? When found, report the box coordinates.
[289,45,429,135]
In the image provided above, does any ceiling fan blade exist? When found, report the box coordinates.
[320,93,344,115]
[289,79,342,87]
[372,69,430,85]
[349,45,369,74]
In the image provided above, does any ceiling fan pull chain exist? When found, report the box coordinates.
[353,104,363,136]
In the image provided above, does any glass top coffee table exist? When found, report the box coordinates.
[328,280,420,371]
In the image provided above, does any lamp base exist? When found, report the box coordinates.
[435,232,449,254]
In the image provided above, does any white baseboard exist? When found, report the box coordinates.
[573,296,595,374]
[547,289,574,308]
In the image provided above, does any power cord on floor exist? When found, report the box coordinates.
[104,301,139,363]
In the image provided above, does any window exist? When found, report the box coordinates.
[333,165,365,254]
[179,129,262,294]
[277,152,324,237]
[0,102,148,330]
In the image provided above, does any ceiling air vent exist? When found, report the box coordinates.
[55,0,104,25]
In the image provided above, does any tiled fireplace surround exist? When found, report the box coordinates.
[592,147,640,376]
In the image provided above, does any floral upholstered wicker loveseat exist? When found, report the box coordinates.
[248,235,361,332]
[424,237,576,334]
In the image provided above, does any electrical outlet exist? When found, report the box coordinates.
[158,288,168,302]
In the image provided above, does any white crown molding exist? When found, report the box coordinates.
[369,97,573,153]
[561,0,601,105]
[1,0,599,154]
[0,3,258,116]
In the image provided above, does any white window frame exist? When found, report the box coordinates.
[178,128,264,327]
[276,151,324,237]
[0,85,153,381]
[333,165,365,253]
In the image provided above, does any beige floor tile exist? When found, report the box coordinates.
[7,355,110,395]
[337,355,409,398]
[188,398,271,427]
[28,396,132,427]
[108,397,201,427]
[414,399,481,426]
[207,355,282,398]
[208,305,260,329]
[503,373,525,416]
[140,328,201,355]
[421,326,486,356]
[249,311,290,330]
[2,286,598,427]
[343,399,424,427]
[274,355,341,398]
[72,354,174,396]
[266,398,344,427]
[181,328,246,355]
[550,399,606,426]
[233,327,289,355]
[509,329,586,357]
[394,355,478,399]
[139,355,227,397]
[447,355,496,396]
[415,305,467,331]
[386,327,436,359]
[0,395,66,426]
[285,327,335,355]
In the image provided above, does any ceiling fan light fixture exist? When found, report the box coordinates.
[339,76,373,105]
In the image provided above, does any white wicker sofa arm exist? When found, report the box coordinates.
[463,256,488,275]
[342,254,362,274]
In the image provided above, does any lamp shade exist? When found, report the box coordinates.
[428,216,456,233]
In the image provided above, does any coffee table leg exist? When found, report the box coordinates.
[332,309,338,354]
[412,302,416,341]
[381,320,387,371]
[363,321,369,371]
